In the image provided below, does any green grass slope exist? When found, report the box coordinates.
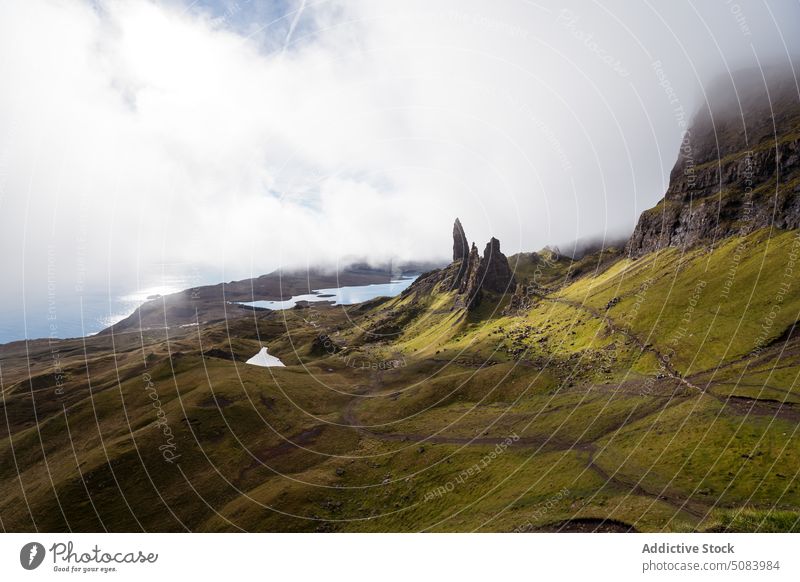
[1,227,799,532]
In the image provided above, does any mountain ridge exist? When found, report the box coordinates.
[628,66,800,256]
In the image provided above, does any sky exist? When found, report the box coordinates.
[1,0,800,326]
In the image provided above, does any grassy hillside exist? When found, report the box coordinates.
[1,226,799,532]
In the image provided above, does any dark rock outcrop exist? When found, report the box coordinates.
[405,218,516,311]
[481,237,515,293]
[453,218,469,262]
[628,67,800,256]
[452,218,471,290]
[451,220,515,309]
[628,138,800,256]
[457,243,484,309]
[503,282,534,315]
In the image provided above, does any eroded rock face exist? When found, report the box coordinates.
[481,237,515,293]
[450,221,515,309]
[627,68,800,257]
[409,218,516,311]
[452,218,471,290]
[503,282,534,315]
[458,243,483,310]
[628,138,800,256]
[453,218,469,262]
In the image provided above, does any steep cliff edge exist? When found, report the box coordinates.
[628,67,800,256]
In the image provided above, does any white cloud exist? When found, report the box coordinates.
[0,0,798,313]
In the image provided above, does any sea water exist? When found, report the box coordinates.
[237,276,417,311]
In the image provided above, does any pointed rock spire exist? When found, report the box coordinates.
[453,218,469,262]
[446,218,516,310]
[480,237,514,293]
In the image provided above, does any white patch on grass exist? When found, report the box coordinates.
[246,347,286,368]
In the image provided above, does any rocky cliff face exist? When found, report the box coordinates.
[453,218,469,262]
[407,219,515,310]
[452,218,471,288]
[481,237,515,293]
[449,220,515,309]
[456,242,483,309]
[628,67,800,256]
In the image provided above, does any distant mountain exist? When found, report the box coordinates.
[103,262,440,336]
